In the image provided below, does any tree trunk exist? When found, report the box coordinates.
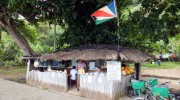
[0,31,1,43]
[0,17,36,56]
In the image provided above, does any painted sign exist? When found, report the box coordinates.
[107,61,121,81]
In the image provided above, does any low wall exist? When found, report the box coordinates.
[27,71,131,99]
[27,70,68,92]
[80,75,131,100]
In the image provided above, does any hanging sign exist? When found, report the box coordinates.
[89,62,95,70]
[107,61,121,81]
[71,60,77,67]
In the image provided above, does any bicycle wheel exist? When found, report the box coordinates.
[169,94,176,100]
[125,86,136,98]
[144,93,155,100]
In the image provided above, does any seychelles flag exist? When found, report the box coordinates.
[91,1,117,25]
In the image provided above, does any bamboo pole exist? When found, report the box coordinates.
[26,60,30,83]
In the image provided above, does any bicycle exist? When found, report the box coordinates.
[169,82,180,100]
[125,75,145,99]
[125,76,179,100]
[145,81,170,100]
[144,81,176,100]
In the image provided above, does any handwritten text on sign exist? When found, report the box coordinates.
[107,61,121,81]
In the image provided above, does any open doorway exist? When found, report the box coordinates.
[66,60,80,96]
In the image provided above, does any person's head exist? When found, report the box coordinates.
[72,66,76,69]
[78,60,83,63]
[76,66,78,70]
[97,67,101,73]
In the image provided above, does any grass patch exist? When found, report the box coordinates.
[0,66,26,75]
[141,62,180,69]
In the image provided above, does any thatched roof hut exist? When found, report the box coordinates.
[40,44,152,63]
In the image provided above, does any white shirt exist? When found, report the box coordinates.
[94,72,103,76]
[70,69,78,80]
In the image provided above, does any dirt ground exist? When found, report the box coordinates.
[141,69,180,79]
[0,73,26,84]
[141,69,180,90]
[0,78,92,100]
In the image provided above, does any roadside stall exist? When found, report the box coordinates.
[23,44,152,100]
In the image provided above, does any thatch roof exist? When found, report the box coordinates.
[40,44,152,63]
[21,56,39,60]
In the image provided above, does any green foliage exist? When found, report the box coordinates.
[142,62,180,69]
[16,20,37,43]
[31,42,54,54]
[0,32,23,66]
[30,23,64,53]
[0,66,26,75]
[54,0,179,50]
[167,33,180,56]
[0,43,4,65]
[151,40,167,54]
[0,0,179,60]
[4,0,179,50]
[0,22,63,66]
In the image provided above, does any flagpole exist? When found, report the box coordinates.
[114,0,120,51]
[54,7,56,52]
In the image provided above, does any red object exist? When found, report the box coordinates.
[91,10,114,17]
[171,54,175,58]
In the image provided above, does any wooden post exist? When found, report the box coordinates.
[134,63,140,80]
[26,59,30,83]
[65,73,68,92]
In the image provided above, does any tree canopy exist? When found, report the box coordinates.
[0,0,179,56]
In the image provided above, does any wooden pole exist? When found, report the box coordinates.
[26,59,30,83]
[134,63,140,80]
[114,0,120,51]
[54,8,57,52]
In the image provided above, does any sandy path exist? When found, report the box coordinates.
[141,69,180,79]
[141,69,180,90]
[0,78,92,100]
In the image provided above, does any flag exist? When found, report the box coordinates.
[91,1,117,25]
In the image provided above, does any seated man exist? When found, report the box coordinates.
[94,67,102,76]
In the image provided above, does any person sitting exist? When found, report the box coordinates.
[70,66,78,88]
[94,67,102,76]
